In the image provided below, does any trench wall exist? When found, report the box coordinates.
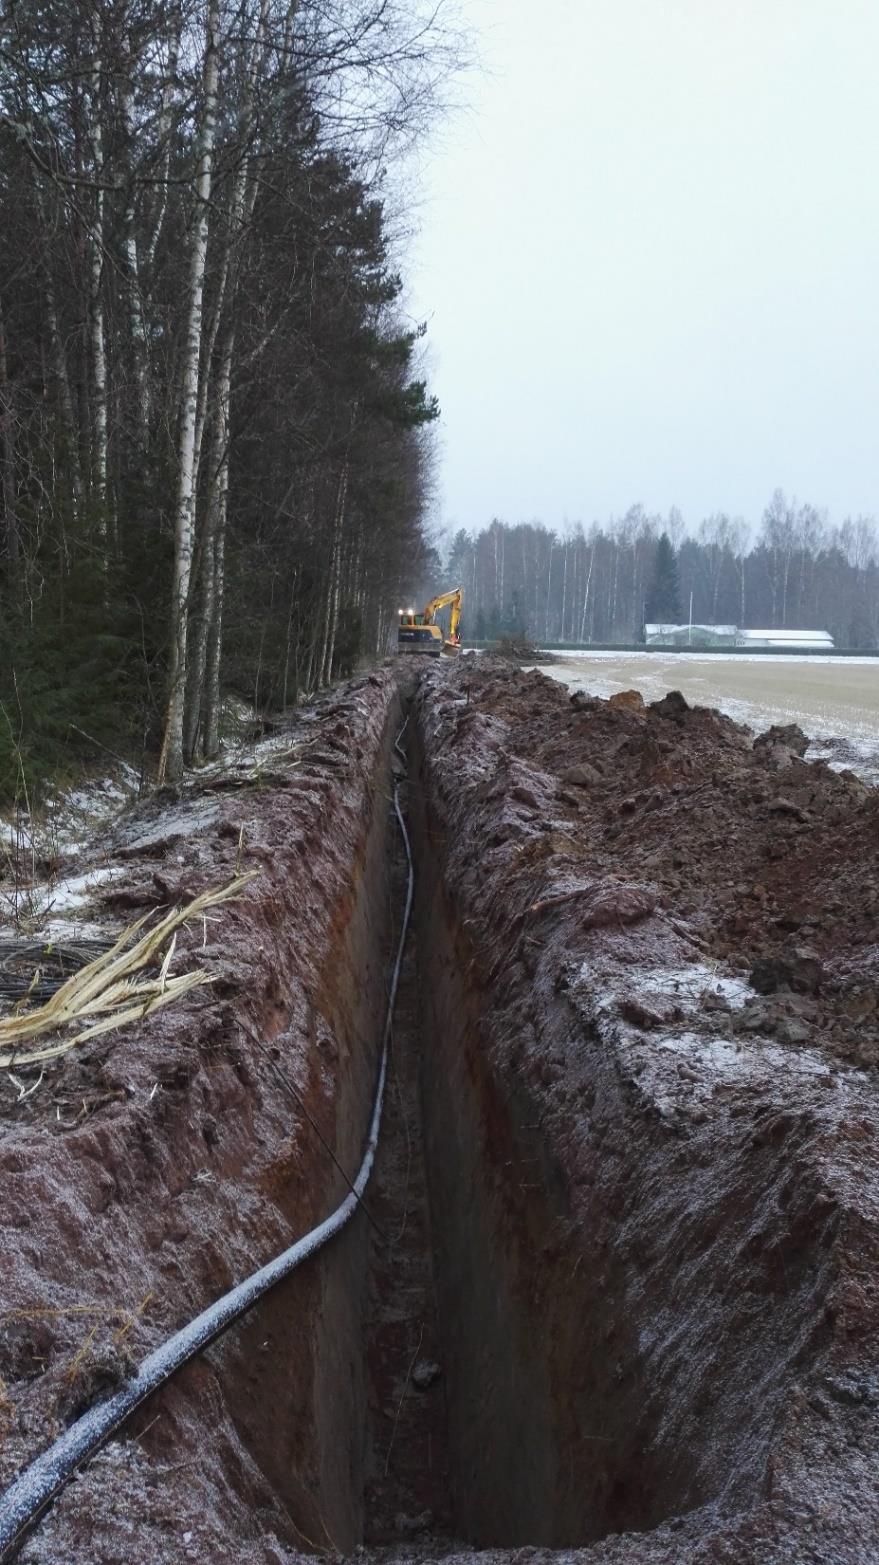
[0,670,406,1562]
[216,687,405,1552]
[408,671,848,1549]
[410,731,676,1546]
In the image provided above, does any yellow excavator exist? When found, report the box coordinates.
[397,588,463,657]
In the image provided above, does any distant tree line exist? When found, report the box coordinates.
[447,492,879,647]
[0,0,460,799]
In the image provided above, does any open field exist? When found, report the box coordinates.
[533,652,879,781]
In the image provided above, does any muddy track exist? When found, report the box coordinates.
[0,660,878,1563]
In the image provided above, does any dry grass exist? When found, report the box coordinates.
[0,1294,156,1399]
[0,872,258,1068]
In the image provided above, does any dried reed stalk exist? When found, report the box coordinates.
[0,872,258,1068]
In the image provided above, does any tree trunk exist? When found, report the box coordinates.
[31,175,84,511]
[323,465,348,682]
[121,43,150,444]
[184,0,270,757]
[0,294,19,575]
[560,542,568,641]
[578,547,595,641]
[185,325,233,764]
[202,523,227,761]
[158,0,220,785]
[193,0,268,490]
[87,17,110,547]
[143,7,183,276]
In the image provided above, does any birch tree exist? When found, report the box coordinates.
[158,0,221,784]
[0,0,465,799]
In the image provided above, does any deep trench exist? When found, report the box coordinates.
[360,800,453,1545]
[351,720,622,1553]
[346,713,618,1553]
[283,708,683,1554]
[234,698,832,1558]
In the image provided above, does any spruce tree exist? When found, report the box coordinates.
[646,533,682,623]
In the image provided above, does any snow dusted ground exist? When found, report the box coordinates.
[532,652,879,783]
[0,772,139,937]
[0,709,325,940]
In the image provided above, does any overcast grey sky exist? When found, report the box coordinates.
[408,0,879,538]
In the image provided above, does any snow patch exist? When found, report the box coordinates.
[633,964,752,1012]
[122,801,221,851]
[651,1029,833,1082]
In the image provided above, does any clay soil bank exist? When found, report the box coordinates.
[535,652,879,781]
[1,660,878,1564]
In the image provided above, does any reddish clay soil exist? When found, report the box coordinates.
[0,670,405,1563]
[407,658,879,1564]
[1,658,879,1565]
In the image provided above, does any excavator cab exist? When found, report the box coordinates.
[397,607,443,656]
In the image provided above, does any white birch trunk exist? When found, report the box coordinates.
[317,536,340,687]
[578,547,595,642]
[185,322,233,762]
[158,0,220,784]
[560,542,568,641]
[187,0,270,752]
[316,474,345,687]
[202,512,227,760]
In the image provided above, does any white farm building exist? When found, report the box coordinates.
[645,623,834,651]
[734,629,835,650]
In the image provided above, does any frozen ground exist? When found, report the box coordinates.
[533,652,879,783]
[0,715,318,942]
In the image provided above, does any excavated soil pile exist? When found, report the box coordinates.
[2,658,879,1565]
[0,670,406,1563]
[404,658,879,1565]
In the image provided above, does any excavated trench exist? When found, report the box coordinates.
[263,671,879,1565]
[230,679,878,1565]
[3,663,879,1564]
[355,736,655,1553]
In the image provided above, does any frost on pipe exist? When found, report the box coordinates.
[0,721,414,1564]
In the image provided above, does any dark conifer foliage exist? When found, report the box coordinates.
[0,0,458,798]
[645,533,682,624]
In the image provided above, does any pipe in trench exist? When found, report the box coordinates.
[0,720,414,1563]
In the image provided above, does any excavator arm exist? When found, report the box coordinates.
[423,588,463,637]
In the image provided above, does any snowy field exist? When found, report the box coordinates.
[532,652,879,784]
